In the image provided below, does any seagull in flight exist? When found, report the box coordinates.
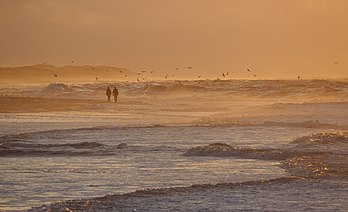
[246,68,256,77]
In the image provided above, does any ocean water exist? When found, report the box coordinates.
[0,79,348,211]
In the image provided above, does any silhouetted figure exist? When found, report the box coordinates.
[106,87,111,102]
[112,87,119,102]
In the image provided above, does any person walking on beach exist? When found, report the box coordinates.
[106,87,111,102]
[112,87,119,102]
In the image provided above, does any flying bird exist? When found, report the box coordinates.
[71,60,75,64]
[222,73,225,77]
[137,78,140,82]
[246,68,256,77]
[53,73,58,78]
[96,77,99,81]
[297,76,301,79]
[186,66,192,69]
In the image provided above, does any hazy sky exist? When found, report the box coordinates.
[0,0,347,78]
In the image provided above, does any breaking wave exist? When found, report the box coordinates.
[142,83,207,93]
[28,176,304,212]
[0,141,131,157]
[291,132,348,145]
[184,143,292,160]
[193,117,348,130]
[184,132,348,178]
[40,83,70,94]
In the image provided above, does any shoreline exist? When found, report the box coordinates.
[0,96,105,113]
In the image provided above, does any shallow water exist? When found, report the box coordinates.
[0,79,348,211]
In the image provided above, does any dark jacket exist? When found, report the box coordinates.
[106,87,111,96]
[113,88,118,96]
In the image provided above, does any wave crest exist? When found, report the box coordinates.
[40,83,70,94]
[184,143,290,160]
[143,83,206,93]
[291,132,348,145]
[193,116,348,129]
[184,132,348,178]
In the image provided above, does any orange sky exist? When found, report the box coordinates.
[0,0,347,79]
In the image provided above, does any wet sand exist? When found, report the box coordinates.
[0,96,103,113]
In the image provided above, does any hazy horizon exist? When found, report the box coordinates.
[1,0,347,79]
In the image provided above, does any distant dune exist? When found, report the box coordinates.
[0,64,136,84]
